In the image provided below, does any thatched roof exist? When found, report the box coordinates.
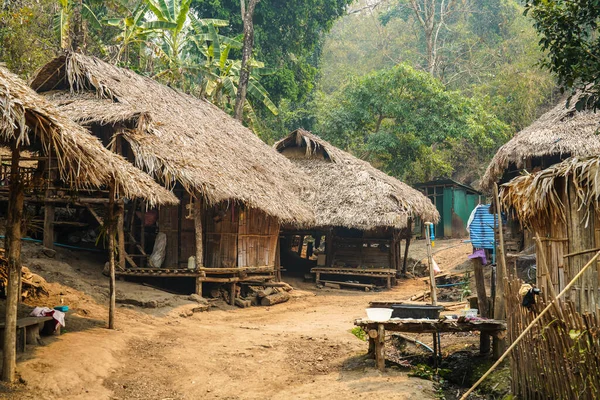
[481,96,600,191]
[500,156,600,228]
[31,53,312,224]
[0,65,177,206]
[274,129,439,230]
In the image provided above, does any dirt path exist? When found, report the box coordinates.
[5,285,437,399]
[0,241,482,399]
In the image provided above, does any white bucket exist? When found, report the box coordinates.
[365,308,393,321]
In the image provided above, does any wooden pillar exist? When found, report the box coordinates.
[117,201,125,271]
[43,155,56,249]
[492,184,507,356]
[2,144,25,382]
[229,282,236,305]
[194,194,204,268]
[297,235,304,256]
[274,238,281,282]
[402,220,413,274]
[326,229,334,268]
[473,257,490,354]
[108,180,116,330]
[195,277,203,297]
[375,323,385,371]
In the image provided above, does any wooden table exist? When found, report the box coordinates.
[0,316,55,352]
[354,318,507,371]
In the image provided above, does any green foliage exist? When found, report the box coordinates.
[190,0,353,104]
[350,327,368,341]
[409,364,451,381]
[0,0,58,77]
[524,0,600,110]
[314,64,509,183]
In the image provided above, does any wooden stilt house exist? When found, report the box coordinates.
[274,129,439,289]
[501,156,600,313]
[0,65,176,381]
[30,53,313,298]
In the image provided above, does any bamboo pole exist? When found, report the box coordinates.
[425,222,437,306]
[459,250,600,400]
[194,193,204,267]
[2,144,24,382]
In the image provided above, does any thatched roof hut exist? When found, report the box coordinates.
[481,96,600,192]
[275,129,439,230]
[0,65,177,206]
[31,52,312,224]
[500,155,600,312]
[274,129,438,282]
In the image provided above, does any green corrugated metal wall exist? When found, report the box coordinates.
[443,188,453,237]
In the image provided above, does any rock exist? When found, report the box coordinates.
[145,300,158,308]
[42,248,56,258]
[192,305,209,313]
[188,294,208,304]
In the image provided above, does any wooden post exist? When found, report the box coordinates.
[376,323,385,371]
[194,193,204,268]
[473,257,490,354]
[425,222,437,306]
[2,144,25,382]
[492,184,507,356]
[108,180,116,330]
[326,229,334,268]
[117,201,125,271]
[402,225,412,274]
[229,282,236,306]
[297,235,304,256]
[274,238,281,282]
[43,154,56,249]
[195,277,203,297]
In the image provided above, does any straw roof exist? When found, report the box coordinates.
[31,53,312,225]
[0,65,177,206]
[274,129,439,230]
[500,156,600,228]
[481,95,600,191]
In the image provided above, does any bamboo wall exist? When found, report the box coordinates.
[204,204,279,268]
[533,179,600,312]
[506,279,600,399]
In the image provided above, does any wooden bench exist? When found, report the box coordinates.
[354,318,507,371]
[312,267,396,289]
[0,317,58,353]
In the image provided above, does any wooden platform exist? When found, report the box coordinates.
[354,318,507,371]
[311,267,396,289]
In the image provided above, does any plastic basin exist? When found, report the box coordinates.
[365,308,393,321]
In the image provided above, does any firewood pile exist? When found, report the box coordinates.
[0,251,49,299]
[210,282,293,307]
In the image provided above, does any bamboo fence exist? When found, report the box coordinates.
[506,279,600,399]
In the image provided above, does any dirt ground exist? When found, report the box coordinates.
[0,239,476,400]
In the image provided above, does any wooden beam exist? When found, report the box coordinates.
[43,154,56,249]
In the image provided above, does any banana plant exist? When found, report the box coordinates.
[189,21,278,125]
[54,0,102,50]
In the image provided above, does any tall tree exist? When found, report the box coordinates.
[315,64,509,182]
[234,0,259,120]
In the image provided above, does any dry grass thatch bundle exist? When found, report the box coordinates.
[31,52,313,225]
[274,129,439,230]
[500,156,600,227]
[481,95,600,192]
[0,65,177,206]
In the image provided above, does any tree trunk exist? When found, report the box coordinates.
[2,144,24,382]
[108,180,116,330]
[234,0,260,121]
